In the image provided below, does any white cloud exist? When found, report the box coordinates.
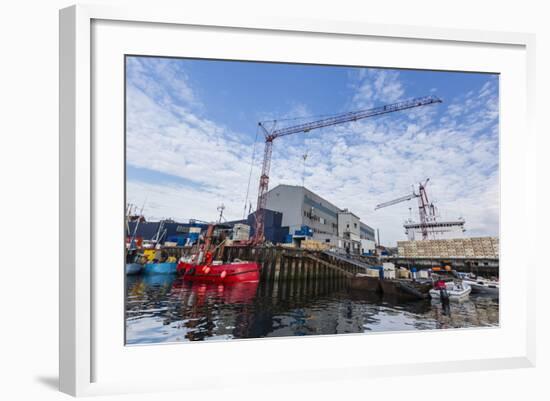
[126,58,259,222]
[351,69,405,109]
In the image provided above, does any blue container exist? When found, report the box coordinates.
[295,225,313,237]
[284,234,293,243]
[301,225,313,236]
[179,232,199,246]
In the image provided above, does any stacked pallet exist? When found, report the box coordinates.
[301,239,330,251]
[397,237,499,258]
[397,268,411,279]
[232,224,250,241]
[365,268,380,277]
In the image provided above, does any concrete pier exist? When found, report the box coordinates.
[384,256,499,277]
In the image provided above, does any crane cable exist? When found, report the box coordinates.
[301,126,316,188]
[260,108,354,126]
[243,124,260,219]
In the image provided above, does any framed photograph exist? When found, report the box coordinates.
[59,4,536,396]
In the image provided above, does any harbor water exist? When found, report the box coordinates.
[125,274,499,344]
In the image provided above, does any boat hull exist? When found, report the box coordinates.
[350,276,381,292]
[125,263,143,275]
[380,279,432,301]
[143,262,177,275]
[429,283,471,301]
[177,262,260,284]
[464,280,499,295]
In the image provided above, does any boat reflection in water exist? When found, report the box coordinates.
[125,274,499,344]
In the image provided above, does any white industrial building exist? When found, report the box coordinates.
[403,217,466,240]
[265,184,375,254]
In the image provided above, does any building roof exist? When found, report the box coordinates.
[338,209,361,220]
[268,183,376,232]
[268,184,341,211]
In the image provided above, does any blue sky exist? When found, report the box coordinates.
[126,56,499,245]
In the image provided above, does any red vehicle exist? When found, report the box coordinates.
[176,224,260,284]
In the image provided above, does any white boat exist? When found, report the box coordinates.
[463,277,499,295]
[430,280,471,301]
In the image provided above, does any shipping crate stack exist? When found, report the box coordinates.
[397,237,499,258]
[492,237,499,258]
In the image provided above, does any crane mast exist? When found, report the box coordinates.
[375,179,435,240]
[253,95,442,244]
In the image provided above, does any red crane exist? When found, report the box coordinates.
[375,178,436,240]
[252,95,442,244]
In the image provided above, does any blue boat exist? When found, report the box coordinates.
[143,262,177,275]
[126,263,143,275]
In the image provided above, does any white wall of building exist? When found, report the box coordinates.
[337,211,361,239]
[360,239,376,254]
[265,185,305,234]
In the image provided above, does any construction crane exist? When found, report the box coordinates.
[375,178,436,240]
[376,179,466,241]
[252,95,442,244]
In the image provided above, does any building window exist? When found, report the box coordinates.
[354,223,357,228]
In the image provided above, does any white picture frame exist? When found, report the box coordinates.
[59,4,536,397]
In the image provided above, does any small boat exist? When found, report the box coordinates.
[455,272,474,280]
[175,221,261,284]
[143,262,177,275]
[430,280,471,301]
[177,260,260,284]
[463,277,499,295]
[380,278,433,300]
[125,263,143,275]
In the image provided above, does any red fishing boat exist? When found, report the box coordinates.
[176,223,261,284]
[177,259,260,284]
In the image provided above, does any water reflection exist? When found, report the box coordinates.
[125,275,499,344]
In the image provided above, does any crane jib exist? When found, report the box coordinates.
[269,96,441,139]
